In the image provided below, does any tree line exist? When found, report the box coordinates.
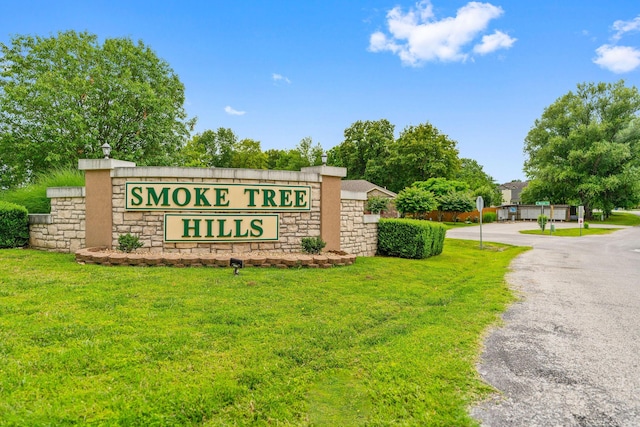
[0,31,500,207]
[2,31,639,218]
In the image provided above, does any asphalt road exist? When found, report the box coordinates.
[446,218,640,426]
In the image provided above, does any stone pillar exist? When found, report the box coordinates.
[302,165,347,252]
[78,159,136,249]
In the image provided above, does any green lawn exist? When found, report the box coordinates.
[590,211,640,226]
[520,227,618,237]
[0,240,528,426]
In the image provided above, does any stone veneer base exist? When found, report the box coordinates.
[75,247,357,268]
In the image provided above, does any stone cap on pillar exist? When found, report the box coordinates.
[78,158,137,171]
[300,165,347,178]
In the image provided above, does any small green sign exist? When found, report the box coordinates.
[535,201,550,206]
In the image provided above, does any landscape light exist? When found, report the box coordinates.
[101,143,112,159]
[230,257,244,275]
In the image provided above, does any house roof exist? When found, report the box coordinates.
[341,180,397,197]
[499,181,529,191]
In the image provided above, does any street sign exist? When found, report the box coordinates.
[476,196,484,250]
[535,201,550,206]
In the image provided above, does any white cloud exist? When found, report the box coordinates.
[272,73,291,84]
[593,44,640,74]
[368,1,516,66]
[612,16,640,41]
[473,30,517,54]
[224,106,246,116]
[594,15,640,74]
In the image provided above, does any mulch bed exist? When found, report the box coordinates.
[75,247,356,268]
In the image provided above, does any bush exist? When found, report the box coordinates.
[366,196,390,214]
[377,218,446,259]
[583,222,589,230]
[301,236,326,254]
[117,233,144,253]
[394,187,438,218]
[0,168,85,213]
[0,201,29,248]
[483,212,497,223]
[537,214,548,232]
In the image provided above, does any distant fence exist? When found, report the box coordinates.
[421,207,498,222]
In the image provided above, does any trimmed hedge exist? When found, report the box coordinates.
[0,201,29,248]
[377,218,447,259]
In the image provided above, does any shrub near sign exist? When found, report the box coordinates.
[124,182,310,243]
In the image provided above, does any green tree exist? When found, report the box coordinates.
[472,184,501,208]
[295,136,324,167]
[524,81,640,218]
[455,158,501,206]
[265,149,291,170]
[438,191,475,222]
[328,119,394,183]
[0,31,193,188]
[413,178,469,197]
[394,187,438,219]
[266,137,324,171]
[386,123,461,192]
[231,139,267,169]
[180,128,237,168]
[413,178,469,221]
[520,179,572,205]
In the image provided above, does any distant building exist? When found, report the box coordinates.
[499,181,528,205]
[341,180,397,199]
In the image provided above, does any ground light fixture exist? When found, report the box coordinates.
[101,142,112,159]
[230,257,244,275]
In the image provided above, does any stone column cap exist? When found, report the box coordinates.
[300,165,347,177]
[78,159,137,170]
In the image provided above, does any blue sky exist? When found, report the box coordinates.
[2,1,640,183]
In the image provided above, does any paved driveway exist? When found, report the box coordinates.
[446,218,640,426]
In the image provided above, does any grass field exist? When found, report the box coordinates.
[0,239,528,426]
[590,211,640,226]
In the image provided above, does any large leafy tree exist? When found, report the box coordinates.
[413,178,470,221]
[328,119,394,184]
[438,191,475,222]
[0,30,192,188]
[180,128,237,168]
[231,139,267,169]
[455,158,501,206]
[266,137,324,170]
[394,186,438,218]
[524,81,640,218]
[385,123,461,192]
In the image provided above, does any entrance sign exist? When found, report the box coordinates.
[125,182,309,243]
[126,182,311,211]
[165,214,279,242]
